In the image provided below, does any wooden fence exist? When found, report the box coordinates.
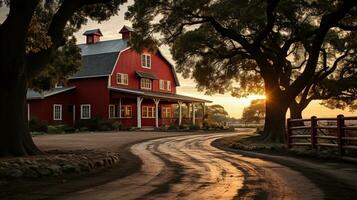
[286,115,357,162]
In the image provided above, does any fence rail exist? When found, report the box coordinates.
[287,115,357,162]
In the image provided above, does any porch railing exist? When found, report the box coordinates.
[286,115,357,162]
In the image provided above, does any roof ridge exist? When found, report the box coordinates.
[77,38,125,46]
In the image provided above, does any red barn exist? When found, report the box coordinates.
[27,26,211,128]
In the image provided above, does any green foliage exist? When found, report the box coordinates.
[75,116,121,132]
[48,124,67,134]
[242,99,265,123]
[29,38,81,91]
[189,124,199,131]
[29,117,48,133]
[168,123,178,130]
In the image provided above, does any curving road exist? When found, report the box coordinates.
[60,131,324,200]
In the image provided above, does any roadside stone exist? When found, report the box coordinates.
[23,168,39,178]
[48,164,62,175]
[0,149,120,180]
[94,160,104,167]
[36,168,52,176]
[6,169,24,178]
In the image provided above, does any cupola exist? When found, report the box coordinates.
[119,25,133,40]
[83,29,103,44]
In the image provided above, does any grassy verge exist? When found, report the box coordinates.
[218,131,342,160]
[219,134,286,152]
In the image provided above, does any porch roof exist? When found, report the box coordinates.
[108,87,212,103]
[135,71,157,80]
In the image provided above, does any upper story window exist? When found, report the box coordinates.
[141,78,152,90]
[159,80,171,91]
[141,54,151,69]
[80,104,91,119]
[117,73,128,85]
[53,104,62,120]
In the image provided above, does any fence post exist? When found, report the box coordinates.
[286,118,292,148]
[311,116,317,149]
[337,114,345,159]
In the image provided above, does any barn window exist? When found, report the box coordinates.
[109,104,120,118]
[53,104,62,120]
[121,105,132,118]
[161,107,171,118]
[140,78,152,90]
[142,106,155,118]
[141,54,151,69]
[159,80,171,91]
[80,104,91,119]
[117,73,128,85]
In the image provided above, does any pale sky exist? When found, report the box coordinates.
[1,2,355,118]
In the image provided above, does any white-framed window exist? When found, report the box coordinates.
[80,104,91,119]
[140,78,152,90]
[117,73,128,85]
[167,81,171,91]
[53,104,62,120]
[109,104,120,119]
[141,54,151,69]
[121,105,132,118]
[142,106,155,118]
[159,80,171,91]
[162,107,171,118]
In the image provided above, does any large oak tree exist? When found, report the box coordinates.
[0,0,126,157]
[126,0,356,142]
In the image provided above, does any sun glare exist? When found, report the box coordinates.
[239,95,266,106]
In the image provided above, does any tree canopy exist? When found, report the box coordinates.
[126,0,357,142]
[242,99,265,124]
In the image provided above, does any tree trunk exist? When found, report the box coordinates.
[0,73,41,157]
[262,79,289,143]
[0,1,41,157]
[289,100,303,119]
[263,97,288,143]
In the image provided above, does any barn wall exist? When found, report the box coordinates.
[110,48,177,93]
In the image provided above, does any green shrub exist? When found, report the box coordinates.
[48,124,67,134]
[75,116,121,132]
[111,121,122,131]
[168,123,178,130]
[29,117,48,133]
[189,124,199,130]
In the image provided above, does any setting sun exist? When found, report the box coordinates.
[238,95,266,107]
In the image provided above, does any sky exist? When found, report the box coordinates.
[0,2,355,118]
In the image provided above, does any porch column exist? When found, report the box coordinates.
[178,101,183,126]
[186,103,191,118]
[137,97,143,128]
[192,103,196,125]
[202,103,206,119]
[119,98,122,118]
[154,98,160,128]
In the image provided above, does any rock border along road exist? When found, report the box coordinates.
[61,131,323,200]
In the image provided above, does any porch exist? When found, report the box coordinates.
[108,87,211,128]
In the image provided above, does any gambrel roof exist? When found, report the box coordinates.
[72,38,180,86]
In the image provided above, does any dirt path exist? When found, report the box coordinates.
[58,131,324,200]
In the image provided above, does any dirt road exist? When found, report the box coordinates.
[4,130,357,200]
[58,131,325,200]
